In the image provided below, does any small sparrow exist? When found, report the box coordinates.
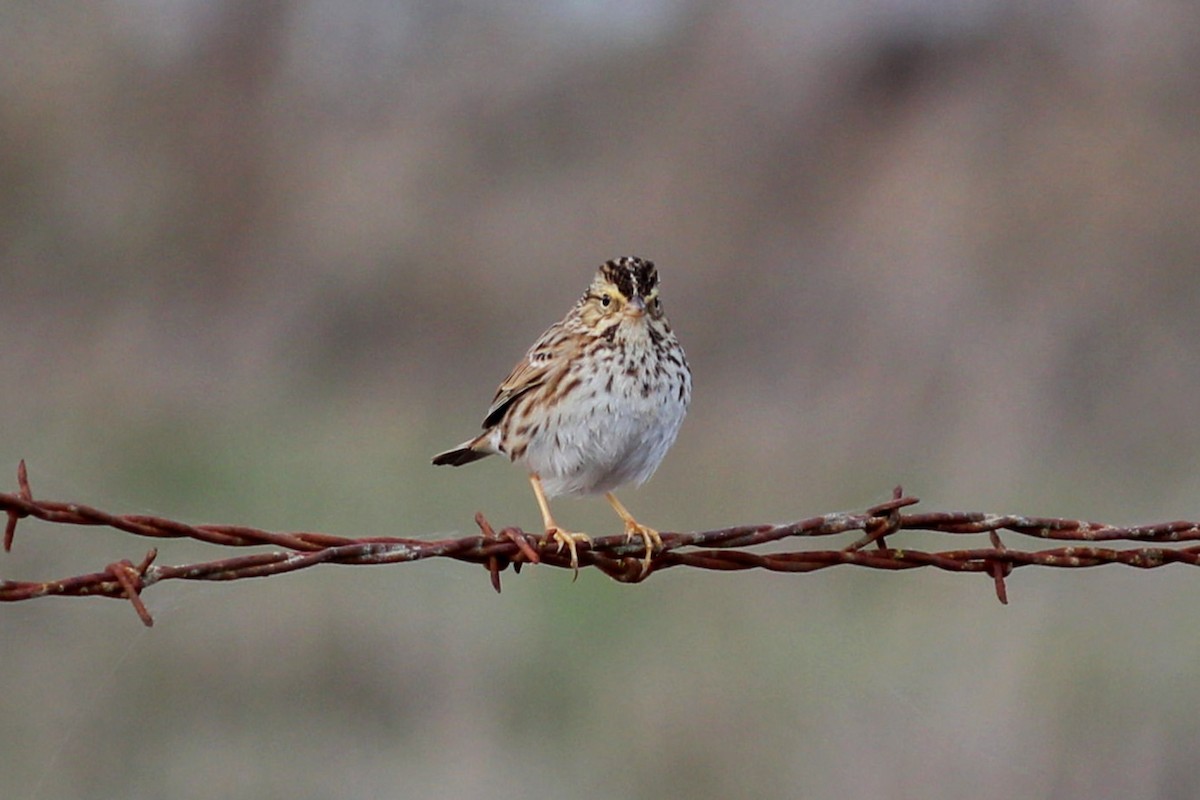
[433,257,691,575]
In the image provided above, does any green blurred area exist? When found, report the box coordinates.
[4,2,1200,798]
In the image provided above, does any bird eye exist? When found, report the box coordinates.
[600,294,612,307]
[651,297,661,310]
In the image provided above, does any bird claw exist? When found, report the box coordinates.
[624,523,663,575]
[545,527,592,580]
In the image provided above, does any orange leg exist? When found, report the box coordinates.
[529,475,591,579]
[605,492,663,574]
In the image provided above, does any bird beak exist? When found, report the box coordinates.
[626,295,647,317]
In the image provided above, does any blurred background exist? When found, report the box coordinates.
[3,1,1200,798]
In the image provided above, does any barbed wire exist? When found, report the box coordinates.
[3,460,1199,625]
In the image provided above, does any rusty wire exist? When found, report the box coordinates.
[3,460,1200,625]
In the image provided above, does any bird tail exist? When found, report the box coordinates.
[431,437,493,467]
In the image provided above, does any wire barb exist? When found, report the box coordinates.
[4,459,31,552]
[106,550,157,627]
[4,462,1200,622]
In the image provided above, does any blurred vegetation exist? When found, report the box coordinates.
[3,2,1200,798]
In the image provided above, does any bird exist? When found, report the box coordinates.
[432,256,691,576]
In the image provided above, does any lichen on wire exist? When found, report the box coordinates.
[3,460,1200,626]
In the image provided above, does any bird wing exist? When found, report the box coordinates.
[480,327,570,429]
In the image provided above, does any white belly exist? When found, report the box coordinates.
[515,352,690,497]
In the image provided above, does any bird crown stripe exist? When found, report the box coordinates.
[599,256,657,300]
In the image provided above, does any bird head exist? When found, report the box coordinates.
[581,256,663,326]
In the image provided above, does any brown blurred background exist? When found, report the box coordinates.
[3,2,1200,798]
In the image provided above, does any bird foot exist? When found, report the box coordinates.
[545,527,592,580]
[624,522,663,575]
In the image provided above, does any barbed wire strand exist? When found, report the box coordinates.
[4,460,1200,625]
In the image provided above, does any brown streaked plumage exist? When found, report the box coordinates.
[433,256,691,576]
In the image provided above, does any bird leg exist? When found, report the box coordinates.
[529,474,591,579]
[605,493,663,574]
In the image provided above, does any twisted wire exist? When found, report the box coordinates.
[4,461,1198,625]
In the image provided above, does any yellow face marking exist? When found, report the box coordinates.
[581,259,661,325]
[586,278,631,315]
